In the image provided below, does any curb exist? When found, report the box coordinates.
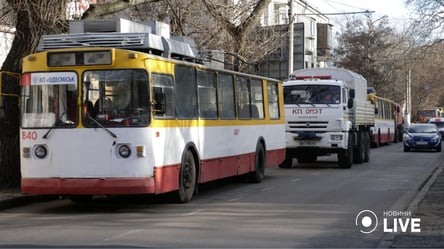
[377,160,444,248]
[0,194,58,211]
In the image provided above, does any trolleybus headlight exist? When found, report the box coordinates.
[118,144,131,158]
[34,145,47,159]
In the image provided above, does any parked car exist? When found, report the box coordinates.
[404,123,442,152]
[428,118,444,137]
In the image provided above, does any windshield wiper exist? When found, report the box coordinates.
[86,112,118,138]
[43,111,66,139]
[42,127,54,139]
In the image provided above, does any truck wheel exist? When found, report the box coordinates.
[363,131,370,162]
[353,131,365,164]
[338,132,353,168]
[279,156,293,168]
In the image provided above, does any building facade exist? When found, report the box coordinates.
[258,0,332,80]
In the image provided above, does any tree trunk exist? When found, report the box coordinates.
[0,0,64,188]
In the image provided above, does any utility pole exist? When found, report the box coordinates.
[288,0,294,75]
[405,68,411,126]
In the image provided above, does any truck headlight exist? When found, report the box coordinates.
[331,134,343,141]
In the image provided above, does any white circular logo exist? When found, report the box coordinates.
[355,210,378,234]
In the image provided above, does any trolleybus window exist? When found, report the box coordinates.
[21,72,78,128]
[175,65,198,119]
[268,82,280,119]
[218,73,235,119]
[250,79,264,119]
[82,69,150,127]
[236,77,251,119]
[197,70,218,119]
[153,73,175,119]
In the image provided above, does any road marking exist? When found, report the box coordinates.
[291,178,301,182]
[229,197,241,202]
[261,187,273,192]
[181,209,201,216]
[104,229,142,241]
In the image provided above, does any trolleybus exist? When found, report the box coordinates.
[367,93,404,146]
[19,19,286,203]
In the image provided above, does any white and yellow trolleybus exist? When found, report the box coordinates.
[19,20,286,202]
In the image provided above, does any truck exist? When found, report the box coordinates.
[280,68,375,168]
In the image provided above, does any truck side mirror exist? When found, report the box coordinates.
[349,89,355,99]
[347,99,354,109]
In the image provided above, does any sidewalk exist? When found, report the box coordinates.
[0,187,56,210]
[389,166,444,248]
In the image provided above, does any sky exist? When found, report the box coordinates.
[305,0,411,28]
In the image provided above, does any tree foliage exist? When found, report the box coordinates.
[334,15,405,101]
[406,0,444,43]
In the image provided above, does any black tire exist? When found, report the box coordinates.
[378,129,382,146]
[437,142,442,152]
[354,131,365,164]
[404,146,410,152]
[249,143,265,183]
[338,132,353,168]
[363,131,370,162]
[175,150,196,203]
[279,156,293,168]
[387,128,391,145]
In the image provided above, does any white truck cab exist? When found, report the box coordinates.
[281,68,375,168]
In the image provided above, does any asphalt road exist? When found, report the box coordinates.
[0,142,441,248]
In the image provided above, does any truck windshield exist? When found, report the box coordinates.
[284,85,340,105]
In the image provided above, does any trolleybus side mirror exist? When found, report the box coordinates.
[375,108,379,115]
[153,92,166,114]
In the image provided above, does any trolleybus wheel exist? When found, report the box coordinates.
[176,150,196,203]
[249,143,265,183]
